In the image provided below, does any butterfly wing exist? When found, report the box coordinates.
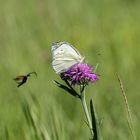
[52,42,84,74]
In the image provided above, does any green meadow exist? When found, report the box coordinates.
[0,0,140,139]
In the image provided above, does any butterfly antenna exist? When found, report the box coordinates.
[26,72,37,77]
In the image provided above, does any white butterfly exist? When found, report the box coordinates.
[52,41,84,74]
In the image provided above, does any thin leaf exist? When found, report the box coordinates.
[53,80,80,98]
[90,99,98,140]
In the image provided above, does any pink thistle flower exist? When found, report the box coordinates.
[62,63,98,86]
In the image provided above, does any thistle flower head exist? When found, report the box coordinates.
[61,63,98,86]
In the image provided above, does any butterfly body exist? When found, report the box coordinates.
[52,42,84,74]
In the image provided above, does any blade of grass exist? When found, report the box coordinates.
[21,94,51,140]
[21,98,40,140]
[94,63,99,73]
[116,73,136,140]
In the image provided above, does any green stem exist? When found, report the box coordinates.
[80,89,94,137]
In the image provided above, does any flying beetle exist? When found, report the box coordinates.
[14,72,37,87]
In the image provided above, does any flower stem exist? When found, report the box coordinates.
[80,88,94,137]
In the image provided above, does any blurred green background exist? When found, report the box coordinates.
[0,0,140,139]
